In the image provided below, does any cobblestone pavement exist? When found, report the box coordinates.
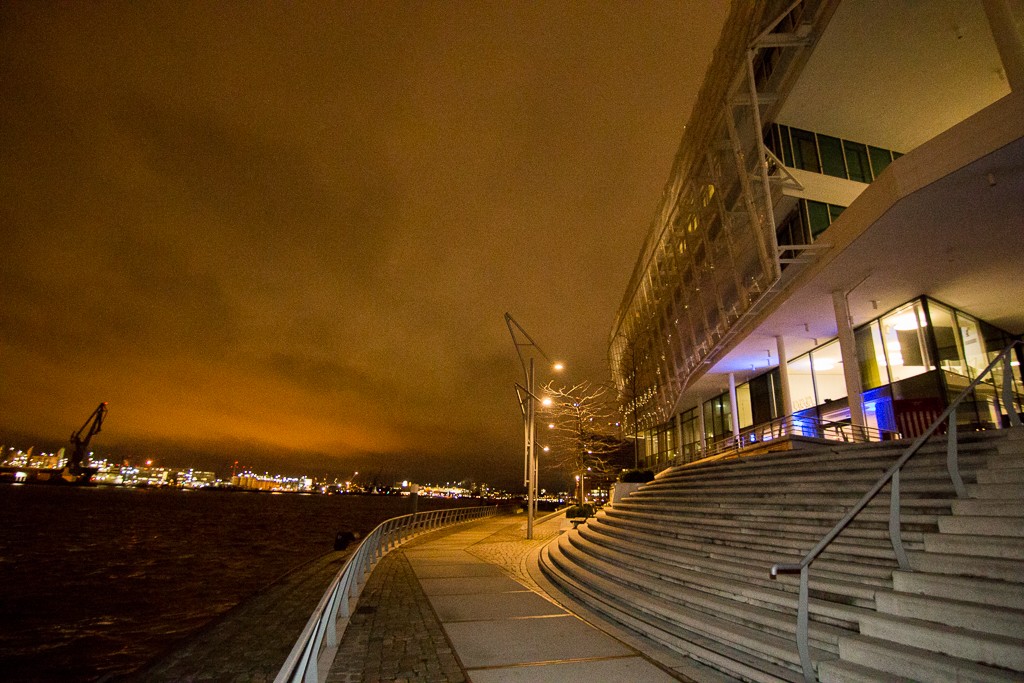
[135,550,351,682]
[327,512,562,683]
[462,514,562,589]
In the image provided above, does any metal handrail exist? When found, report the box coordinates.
[274,504,501,683]
[769,340,1023,682]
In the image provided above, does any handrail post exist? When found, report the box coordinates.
[947,407,967,498]
[889,467,910,570]
[1004,353,1023,428]
[797,565,814,682]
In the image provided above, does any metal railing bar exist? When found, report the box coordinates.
[769,339,1022,682]
[275,504,501,683]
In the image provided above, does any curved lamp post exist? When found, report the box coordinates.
[505,313,563,540]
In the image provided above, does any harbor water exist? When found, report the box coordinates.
[0,484,476,681]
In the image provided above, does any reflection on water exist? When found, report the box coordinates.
[0,485,454,681]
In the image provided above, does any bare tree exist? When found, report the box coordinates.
[539,380,629,503]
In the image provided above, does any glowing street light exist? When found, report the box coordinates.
[506,313,564,540]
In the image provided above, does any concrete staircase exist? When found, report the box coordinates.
[538,427,1024,683]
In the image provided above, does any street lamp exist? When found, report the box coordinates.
[506,313,564,540]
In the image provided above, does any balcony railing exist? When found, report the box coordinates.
[274,504,502,683]
[704,414,900,459]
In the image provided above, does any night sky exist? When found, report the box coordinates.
[1,2,727,488]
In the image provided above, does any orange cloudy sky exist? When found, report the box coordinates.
[0,2,727,488]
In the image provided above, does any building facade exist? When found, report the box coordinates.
[610,0,1024,470]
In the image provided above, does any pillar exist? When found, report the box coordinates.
[832,289,866,429]
[675,412,685,464]
[776,335,794,419]
[728,372,741,440]
[697,397,707,456]
[983,0,1024,92]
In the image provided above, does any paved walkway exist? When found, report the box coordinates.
[326,513,685,683]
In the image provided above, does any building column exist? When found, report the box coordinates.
[832,289,866,429]
[983,0,1024,93]
[776,335,794,419]
[728,372,741,440]
[674,412,685,464]
[697,398,707,456]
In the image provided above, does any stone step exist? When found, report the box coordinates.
[585,518,898,584]
[938,515,1024,537]
[968,482,1024,499]
[951,499,1024,517]
[978,467,1024,484]
[923,533,1024,559]
[596,511,910,561]
[635,481,963,500]
[566,530,873,627]
[817,658,916,683]
[543,542,821,683]
[617,498,939,519]
[611,502,940,529]
[892,570,1024,610]
[858,612,1024,670]
[874,590,1024,638]
[541,546,803,683]
[655,458,985,487]
[557,533,850,651]
[836,634,1021,683]
[907,550,1024,582]
[603,507,932,542]
[662,441,996,478]
[627,492,956,513]
[576,523,883,604]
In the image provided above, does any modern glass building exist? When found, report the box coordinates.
[610,0,1024,470]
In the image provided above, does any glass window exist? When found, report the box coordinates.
[881,301,933,382]
[791,128,821,173]
[788,353,817,412]
[856,321,889,390]
[806,200,831,238]
[780,125,794,167]
[956,313,987,380]
[869,146,893,177]
[844,140,871,182]
[927,301,966,377]
[737,383,753,429]
[818,135,846,178]
[812,340,847,403]
[828,204,845,223]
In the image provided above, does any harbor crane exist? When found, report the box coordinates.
[63,402,107,483]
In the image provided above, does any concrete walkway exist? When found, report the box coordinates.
[327,513,685,682]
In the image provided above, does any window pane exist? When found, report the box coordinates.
[881,301,933,381]
[780,125,794,167]
[812,340,847,403]
[958,313,987,380]
[828,204,845,223]
[737,383,753,429]
[806,200,831,238]
[856,321,889,390]
[788,353,817,411]
[844,140,871,182]
[791,128,820,172]
[818,135,846,178]
[928,301,966,376]
[869,146,893,177]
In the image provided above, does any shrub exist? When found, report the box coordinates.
[618,469,654,483]
[565,503,596,518]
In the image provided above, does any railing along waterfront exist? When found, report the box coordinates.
[275,504,501,683]
[770,340,1023,683]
